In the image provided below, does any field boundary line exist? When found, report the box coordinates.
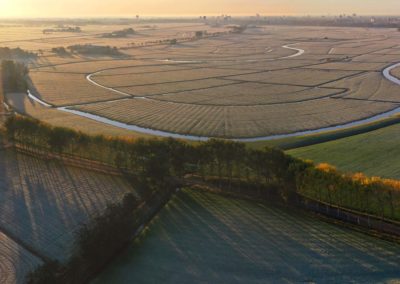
[300,195,400,238]
[12,143,124,176]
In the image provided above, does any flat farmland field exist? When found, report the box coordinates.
[74,97,396,138]
[28,72,127,106]
[304,61,387,71]
[93,189,400,284]
[0,149,134,267]
[324,72,400,102]
[90,67,253,87]
[117,78,235,97]
[5,24,398,140]
[33,60,145,74]
[0,232,42,284]
[93,64,190,76]
[150,83,338,105]
[391,67,400,79]
[353,53,400,63]
[226,69,360,87]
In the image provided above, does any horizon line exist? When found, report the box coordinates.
[1,13,400,20]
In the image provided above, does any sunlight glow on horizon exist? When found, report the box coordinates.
[0,0,399,18]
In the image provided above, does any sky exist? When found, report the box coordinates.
[0,0,399,18]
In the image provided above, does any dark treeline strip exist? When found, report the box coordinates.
[5,115,299,199]
[67,44,124,57]
[101,28,135,38]
[6,114,400,222]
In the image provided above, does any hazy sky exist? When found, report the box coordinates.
[1,0,399,17]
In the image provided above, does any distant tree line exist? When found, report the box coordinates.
[67,44,124,57]
[51,47,69,56]
[101,28,135,38]
[43,26,81,34]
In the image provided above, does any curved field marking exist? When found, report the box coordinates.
[86,43,305,98]
[26,60,400,142]
[144,44,303,64]
[86,72,132,97]
[383,62,400,85]
[153,59,204,64]
[280,44,305,59]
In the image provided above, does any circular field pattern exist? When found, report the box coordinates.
[23,25,400,140]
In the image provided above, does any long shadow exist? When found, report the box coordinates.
[0,149,135,268]
[0,149,44,282]
[94,189,400,284]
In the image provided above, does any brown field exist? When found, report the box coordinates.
[28,72,126,106]
[226,69,359,87]
[391,67,400,79]
[32,59,145,73]
[305,61,387,71]
[2,23,399,139]
[74,97,395,138]
[91,67,253,87]
[150,83,338,105]
[117,78,235,97]
[324,72,400,102]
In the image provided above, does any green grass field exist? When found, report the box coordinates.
[247,115,400,150]
[288,123,400,179]
[93,189,400,284]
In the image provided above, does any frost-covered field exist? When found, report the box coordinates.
[0,149,134,282]
[0,232,42,284]
[94,189,400,284]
